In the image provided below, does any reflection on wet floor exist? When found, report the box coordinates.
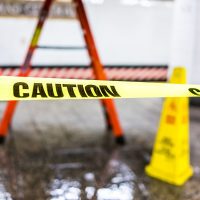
[47,148,136,200]
[0,100,200,199]
[49,179,81,200]
[95,162,135,200]
[0,182,13,200]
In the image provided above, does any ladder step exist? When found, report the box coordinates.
[36,45,86,50]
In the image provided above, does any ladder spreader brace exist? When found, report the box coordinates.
[0,0,125,144]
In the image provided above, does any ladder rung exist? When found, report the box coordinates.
[36,45,86,50]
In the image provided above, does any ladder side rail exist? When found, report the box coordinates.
[20,0,54,75]
[74,0,124,142]
[0,0,54,137]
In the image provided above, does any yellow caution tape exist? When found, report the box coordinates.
[0,76,200,100]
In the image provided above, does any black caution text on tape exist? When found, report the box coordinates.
[13,82,121,98]
[188,88,200,96]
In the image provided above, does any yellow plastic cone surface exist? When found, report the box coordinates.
[145,67,193,186]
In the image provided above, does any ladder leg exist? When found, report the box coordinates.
[75,0,125,144]
[0,0,53,141]
[0,101,18,143]
[102,99,125,144]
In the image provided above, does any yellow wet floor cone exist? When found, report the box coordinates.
[145,67,193,186]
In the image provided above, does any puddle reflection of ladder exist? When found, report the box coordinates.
[0,0,124,144]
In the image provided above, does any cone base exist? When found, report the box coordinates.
[145,165,193,186]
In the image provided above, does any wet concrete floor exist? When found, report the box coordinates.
[0,99,200,200]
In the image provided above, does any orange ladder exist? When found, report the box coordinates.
[0,0,125,144]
